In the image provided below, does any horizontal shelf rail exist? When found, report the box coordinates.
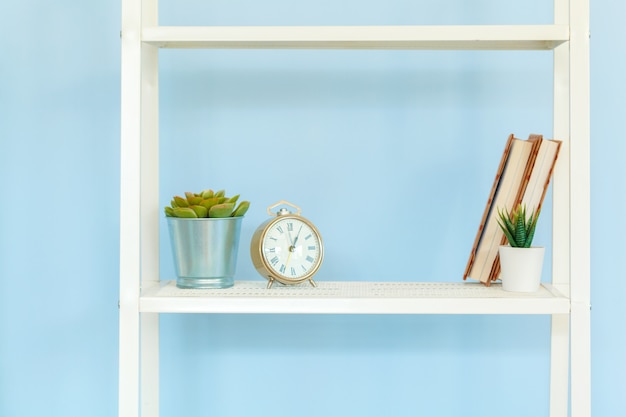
[141,25,569,50]
[140,281,570,314]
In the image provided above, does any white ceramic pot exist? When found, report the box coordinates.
[498,246,545,292]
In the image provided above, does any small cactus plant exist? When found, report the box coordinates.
[496,204,540,248]
[164,188,250,218]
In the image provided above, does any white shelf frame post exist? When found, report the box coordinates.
[551,0,571,415]
[140,0,160,414]
[568,0,592,416]
[119,0,142,414]
[551,0,591,416]
[120,0,161,416]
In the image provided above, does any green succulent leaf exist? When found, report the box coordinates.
[199,197,220,210]
[201,189,214,199]
[173,196,189,208]
[166,187,250,220]
[190,205,208,218]
[497,209,516,246]
[209,203,235,218]
[232,200,250,217]
[172,207,198,218]
[514,210,527,246]
[186,196,203,206]
[497,204,541,248]
[524,209,540,248]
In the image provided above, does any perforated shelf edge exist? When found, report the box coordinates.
[139,280,569,315]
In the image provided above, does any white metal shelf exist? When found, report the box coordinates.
[120,0,591,416]
[142,25,569,50]
[140,280,570,315]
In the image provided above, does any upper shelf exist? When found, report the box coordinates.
[141,25,569,50]
[140,280,570,314]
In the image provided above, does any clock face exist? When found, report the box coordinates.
[262,217,322,281]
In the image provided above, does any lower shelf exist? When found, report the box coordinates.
[139,280,570,315]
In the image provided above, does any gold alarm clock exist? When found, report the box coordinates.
[250,200,324,288]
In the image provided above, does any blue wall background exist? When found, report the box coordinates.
[0,1,622,416]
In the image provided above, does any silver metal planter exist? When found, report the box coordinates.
[167,216,243,289]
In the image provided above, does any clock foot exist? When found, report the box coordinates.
[308,279,317,288]
[267,278,275,289]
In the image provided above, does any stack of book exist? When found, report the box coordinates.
[464,133,562,285]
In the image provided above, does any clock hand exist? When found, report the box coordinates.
[285,250,292,269]
[292,225,303,247]
[285,226,301,271]
[284,239,298,271]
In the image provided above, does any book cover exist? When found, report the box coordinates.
[464,134,539,285]
[488,137,562,281]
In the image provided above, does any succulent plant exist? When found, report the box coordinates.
[164,188,250,218]
[496,204,540,248]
